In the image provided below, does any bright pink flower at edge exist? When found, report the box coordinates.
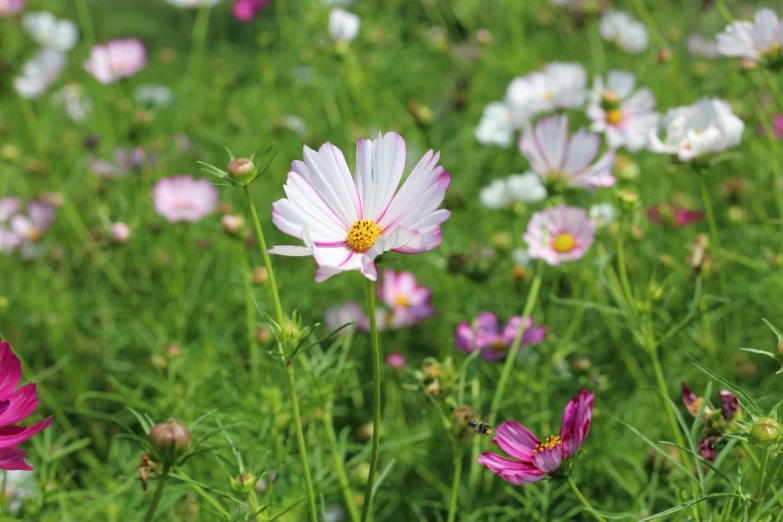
[233,0,269,21]
[455,312,546,362]
[647,205,704,227]
[0,338,52,471]
[478,389,594,485]
[0,0,26,16]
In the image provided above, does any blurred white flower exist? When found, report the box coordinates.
[166,0,222,7]
[686,34,719,59]
[512,247,531,269]
[329,8,359,43]
[475,102,514,148]
[50,83,93,123]
[587,70,659,151]
[716,8,782,65]
[282,115,307,136]
[600,11,649,54]
[13,49,66,99]
[589,203,616,227]
[649,98,744,161]
[505,62,586,126]
[2,470,35,513]
[135,84,174,107]
[479,172,547,209]
[23,12,78,52]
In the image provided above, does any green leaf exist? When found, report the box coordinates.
[615,419,698,483]
[638,493,745,521]
[762,318,783,342]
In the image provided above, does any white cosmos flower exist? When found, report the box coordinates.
[649,98,745,161]
[687,34,720,58]
[166,0,222,7]
[587,70,660,152]
[716,8,782,65]
[13,49,66,99]
[23,12,78,52]
[50,83,93,123]
[600,11,649,54]
[505,62,586,125]
[268,132,451,283]
[479,173,547,209]
[475,102,515,148]
[134,84,174,107]
[589,202,616,227]
[329,8,359,43]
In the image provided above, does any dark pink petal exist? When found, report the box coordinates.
[0,341,22,400]
[681,382,698,408]
[0,416,52,449]
[522,326,547,346]
[493,420,540,462]
[531,443,564,472]
[718,390,739,421]
[455,323,476,353]
[0,384,39,426]
[477,451,538,474]
[698,436,719,462]
[0,448,33,471]
[498,466,547,485]
[560,389,594,456]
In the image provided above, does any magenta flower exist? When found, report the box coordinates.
[83,39,146,85]
[756,115,783,140]
[455,312,546,362]
[478,390,594,484]
[378,269,434,327]
[647,204,704,228]
[233,0,269,21]
[524,205,595,266]
[718,390,739,421]
[519,115,616,190]
[0,0,26,17]
[0,338,52,471]
[386,352,406,369]
[699,436,719,462]
[152,175,218,223]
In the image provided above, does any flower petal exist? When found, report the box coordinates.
[492,420,540,463]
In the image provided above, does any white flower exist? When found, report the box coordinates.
[23,12,78,52]
[505,62,586,125]
[50,84,93,123]
[134,84,174,107]
[2,470,35,513]
[282,115,307,136]
[600,11,649,54]
[716,8,782,64]
[475,102,515,148]
[687,34,720,58]
[649,98,745,161]
[13,49,66,99]
[589,203,616,227]
[587,70,659,151]
[479,173,547,209]
[329,8,359,43]
[512,247,530,269]
[166,0,222,7]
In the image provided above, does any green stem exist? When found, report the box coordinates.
[240,249,260,382]
[360,278,382,522]
[188,6,211,80]
[177,472,232,518]
[17,97,44,154]
[715,0,733,23]
[616,221,635,312]
[243,186,318,522]
[567,476,606,522]
[447,446,463,522]
[324,400,361,522]
[488,265,544,426]
[699,174,727,295]
[144,464,171,522]
[75,0,96,48]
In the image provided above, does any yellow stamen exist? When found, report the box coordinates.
[395,295,409,307]
[347,219,382,253]
[606,109,623,125]
[533,435,563,455]
[543,89,554,101]
[28,227,42,242]
[552,233,576,253]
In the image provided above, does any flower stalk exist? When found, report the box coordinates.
[360,278,383,522]
[567,476,606,522]
[143,464,171,522]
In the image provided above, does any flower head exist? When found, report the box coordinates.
[600,11,649,54]
[83,39,147,85]
[23,12,77,52]
[233,0,268,21]
[329,8,360,43]
[51,84,93,123]
[505,63,586,126]
[520,115,615,190]
[378,269,434,327]
[716,8,782,66]
[386,352,406,369]
[475,102,515,148]
[589,203,616,227]
[687,34,720,58]
[0,0,26,16]
[0,338,52,471]
[152,175,218,223]
[681,382,703,416]
[647,204,704,227]
[757,114,783,139]
[478,390,594,484]
[455,312,546,362]
[5,202,56,257]
[524,205,595,266]
[718,390,739,421]
[479,173,547,209]
[268,132,450,282]
[324,302,365,333]
[111,222,131,244]
[13,49,65,99]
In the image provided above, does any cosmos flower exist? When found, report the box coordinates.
[0,199,22,254]
[475,102,515,148]
[587,70,659,152]
[111,222,131,244]
[50,84,93,123]
[479,173,547,209]
[716,8,782,66]
[0,338,53,471]
[83,39,147,85]
[324,302,365,333]
[152,175,219,223]
[647,204,704,227]
[22,11,78,52]
[166,0,222,7]
[600,11,649,54]
[589,203,616,227]
[6,202,56,257]
[13,49,66,99]
[134,85,174,108]
[329,8,360,43]
[649,98,744,161]
[757,114,783,139]
[519,115,616,190]
[89,147,147,178]
[268,132,450,283]
[524,205,595,266]
[0,0,26,16]
[455,312,546,362]
[233,0,268,21]
[478,390,594,484]
[378,269,434,327]
[386,352,406,369]
[718,390,740,422]
[505,63,586,126]
[687,34,720,59]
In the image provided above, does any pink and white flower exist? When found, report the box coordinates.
[647,204,704,228]
[524,205,595,266]
[378,269,434,328]
[0,198,22,253]
[268,132,450,283]
[111,222,131,244]
[587,70,659,152]
[475,102,515,148]
[455,312,546,362]
[478,389,594,484]
[0,0,26,16]
[83,39,147,85]
[716,8,782,65]
[329,8,359,43]
[7,202,56,257]
[505,63,586,125]
[0,338,53,471]
[479,173,547,209]
[152,175,219,223]
[13,49,65,99]
[687,34,720,59]
[166,0,221,7]
[324,302,365,334]
[519,115,615,190]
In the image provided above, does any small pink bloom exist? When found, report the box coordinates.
[111,222,131,244]
[756,115,783,140]
[83,39,147,85]
[233,0,269,22]
[647,204,704,227]
[378,269,434,328]
[152,175,218,223]
[478,389,594,484]
[0,338,53,471]
[0,0,26,17]
[0,198,21,223]
[524,205,595,266]
[698,436,719,462]
[455,312,546,362]
[386,352,406,369]
[9,202,56,246]
[324,302,366,334]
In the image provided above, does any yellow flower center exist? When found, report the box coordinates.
[552,233,576,253]
[395,295,409,307]
[533,435,563,455]
[347,219,382,253]
[490,340,507,352]
[28,227,42,242]
[688,397,703,416]
[606,109,623,125]
[543,89,554,101]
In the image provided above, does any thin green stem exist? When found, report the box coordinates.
[761,70,783,111]
[144,464,171,522]
[699,175,727,295]
[187,7,211,80]
[616,221,635,312]
[17,97,44,154]
[715,0,733,23]
[177,472,232,518]
[75,0,96,48]
[240,249,260,382]
[360,278,382,522]
[242,186,318,522]
[324,400,361,522]
[567,476,606,522]
[447,446,463,522]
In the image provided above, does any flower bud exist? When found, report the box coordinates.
[231,473,256,493]
[227,158,255,180]
[657,49,672,63]
[718,390,739,421]
[751,417,780,444]
[221,214,245,235]
[386,352,406,370]
[111,223,131,244]
[149,419,191,464]
[613,154,639,181]
[357,423,374,442]
[252,267,268,285]
[777,340,783,356]
[616,189,640,212]
[255,327,273,344]
[408,100,434,127]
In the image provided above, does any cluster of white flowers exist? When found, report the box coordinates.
[599,11,649,54]
[14,12,78,99]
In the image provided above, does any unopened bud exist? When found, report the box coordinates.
[614,154,639,181]
[231,473,256,493]
[111,223,131,244]
[357,423,374,442]
[751,417,780,444]
[151,354,167,369]
[408,100,434,127]
[252,267,268,285]
[475,28,492,45]
[256,327,273,343]
[777,340,783,356]
[386,352,406,370]
[617,189,640,211]
[227,158,255,179]
[221,214,245,235]
[149,420,191,464]
[657,49,672,63]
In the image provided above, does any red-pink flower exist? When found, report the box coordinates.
[0,0,26,16]
[455,312,546,362]
[647,204,704,227]
[378,269,434,328]
[478,390,594,484]
[0,338,52,471]
[233,0,269,21]
[756,115,783,140]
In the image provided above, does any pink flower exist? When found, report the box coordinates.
[519,115,616,190]
[478,389,594,484]
[378,269,434,327]
[152,175,218,223]
[681,382,703,416]
[111,222,131,244]
[83,39,146,85]
[386,352,406,369]
[647,204,704,227]
[756,115,783,139]
[699,436,719,462]
[524,205,595,266]
[718,390,739,421]
[233,0,269,21]
[0,0,26,17]
[324,302,366,334]
[455,312,546,362]
[0,338,52,471]
[8,202,56,252]
[268,132,451,283]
